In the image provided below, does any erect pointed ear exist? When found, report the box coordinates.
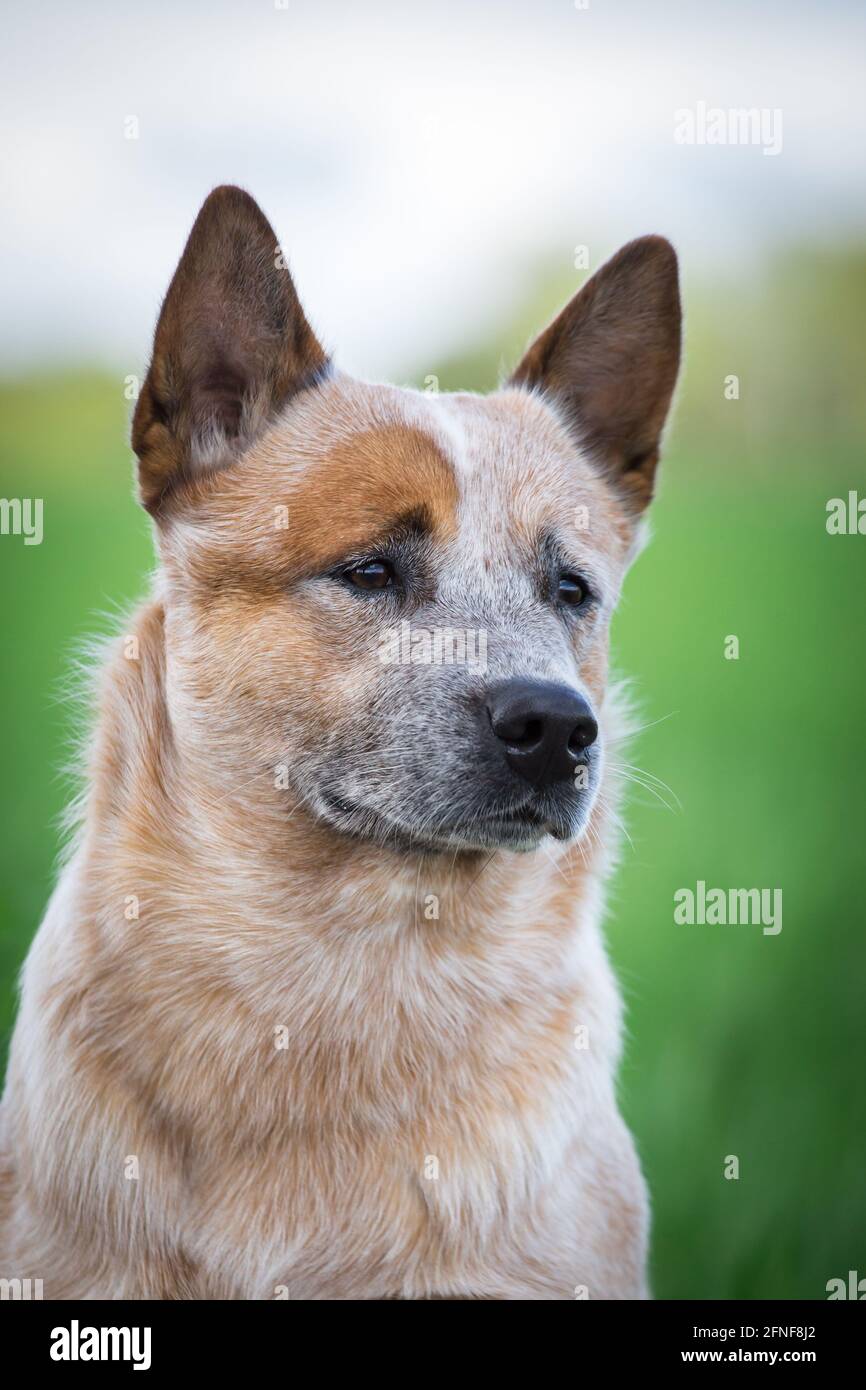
[509,236,681,513]
[132,185,328,514]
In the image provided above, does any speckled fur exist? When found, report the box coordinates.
[0,188,680,1300]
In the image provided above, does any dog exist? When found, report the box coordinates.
[0,186,680,1299]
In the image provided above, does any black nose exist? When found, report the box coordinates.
[486,679,598,788]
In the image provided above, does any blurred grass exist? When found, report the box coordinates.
[1,248,865,1299]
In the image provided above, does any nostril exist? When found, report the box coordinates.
[568,716,598,753]
[511,717,543,751]
[490,713,545,751]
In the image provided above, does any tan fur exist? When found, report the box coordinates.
[0,188,681,1300]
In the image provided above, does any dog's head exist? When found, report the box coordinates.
[133,186,680,855]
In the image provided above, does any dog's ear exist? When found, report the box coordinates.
[509,236,681,513]
[132,185,328,514]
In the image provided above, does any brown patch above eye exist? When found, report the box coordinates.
[281,424,460,576]
[171,420,461,596]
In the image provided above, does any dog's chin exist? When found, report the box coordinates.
[315,789,593,856]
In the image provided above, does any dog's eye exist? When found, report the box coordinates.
[346,559,395,591]
[557,574,589,607]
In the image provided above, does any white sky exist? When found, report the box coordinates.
[2,0,865,380]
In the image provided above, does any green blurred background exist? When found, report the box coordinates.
[1,246,864,1299]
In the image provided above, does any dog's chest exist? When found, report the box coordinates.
[187,1047,620,1299]
[176,925,628,1298]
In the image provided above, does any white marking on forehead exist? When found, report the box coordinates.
[417,390,585,688]
[434,394,536,603]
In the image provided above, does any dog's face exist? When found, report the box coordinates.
[133,187,680,855]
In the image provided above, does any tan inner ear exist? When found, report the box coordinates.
[132,185,328,515]
[509,235,682,513]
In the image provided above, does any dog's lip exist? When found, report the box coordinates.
[479,805,545,827]
[475,801,582,843]
[321,791,454,852]
[320,790,566,847]
[325,789,544,826]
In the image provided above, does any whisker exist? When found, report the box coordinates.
[606,708,679,744]
[609,767,679,814]
[616,761,682,810]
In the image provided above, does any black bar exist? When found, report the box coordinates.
[3,1298,861,1374]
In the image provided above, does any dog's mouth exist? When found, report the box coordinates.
[318,789,584,854]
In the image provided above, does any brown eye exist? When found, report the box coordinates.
[557,574,588,606]
[347,559,395,591]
